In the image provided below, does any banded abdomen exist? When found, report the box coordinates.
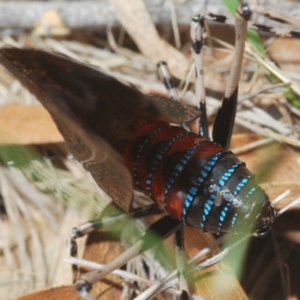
[123,121,271,235]
[0,48,275,236]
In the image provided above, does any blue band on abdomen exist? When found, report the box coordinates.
[182,152,222,224]
[217,174,252,231]
[163,140,204,204]
[146,131,189,196]
[132,125,170,188]
[230,184,258,227]
[201,162,243,229]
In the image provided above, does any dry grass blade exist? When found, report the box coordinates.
[109,0,190,79]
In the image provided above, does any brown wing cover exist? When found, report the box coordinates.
[0,48,199,211]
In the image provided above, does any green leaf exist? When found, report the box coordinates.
[222,0,239,15]
[247,29,265,54]
[286,90,300,110]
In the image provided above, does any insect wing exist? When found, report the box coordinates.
[0,48,134,211]
[145,94,200,124]
[0,48,200,211]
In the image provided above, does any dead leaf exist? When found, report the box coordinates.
[16,285,78,300]
[0,104,63,144]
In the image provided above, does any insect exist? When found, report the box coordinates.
[2,1,297,299]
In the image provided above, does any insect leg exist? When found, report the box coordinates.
[249,3,300,29]
[212,4,249,149]
[68,204,163,281]
[157,61,180,102]
[157,61,191,132]
[206,8,300,38]
[75,215,182,297]
[190,14,209,139]
[246,3,300,39]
